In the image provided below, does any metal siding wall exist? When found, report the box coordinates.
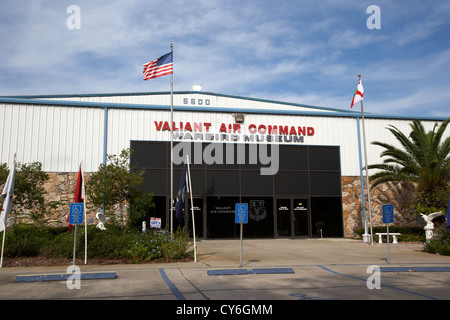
[105,109,403,177]
[360,118,444,177]
[237,113,360,175]
[0,103,104,172]
[2,101,446,176]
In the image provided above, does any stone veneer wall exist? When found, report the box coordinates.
[15,172,98,227]
[342,176,423,238]
[14,173,424,237]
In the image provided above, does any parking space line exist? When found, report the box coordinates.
[317,265,439,300]
[159,268,185,300]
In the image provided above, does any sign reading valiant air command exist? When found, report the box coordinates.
[154,120,315,144]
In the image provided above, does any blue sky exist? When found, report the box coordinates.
[0,0,449,118]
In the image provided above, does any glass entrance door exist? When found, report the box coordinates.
[293,198,309,236]
[276,198,310,237]
[276,198,291,236]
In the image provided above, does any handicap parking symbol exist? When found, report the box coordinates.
[69,203,84,224]
[235,203,248,224]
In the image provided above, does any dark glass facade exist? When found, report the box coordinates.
[131,141,343,238]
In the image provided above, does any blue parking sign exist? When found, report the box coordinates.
[69,203,84,224]
[382,205,394,224]
[235,203,248,224]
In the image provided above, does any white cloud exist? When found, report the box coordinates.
[0,0,449,119]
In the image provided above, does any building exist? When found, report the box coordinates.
[0,90,447,238]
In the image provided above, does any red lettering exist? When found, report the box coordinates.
[233,124,241,133]
[219,123,227,132]
[279,126,288,135]
[194,122,202,132]
[184,122,192,131]
[307,127,315,136]
[154,121,163,131]
[268,125,278,134]
[298,126,305,135]
[258,124,266,134]
[289,126,297,135]
[248,124,256,133]
[162,121,171,131]
[204,123,212,132]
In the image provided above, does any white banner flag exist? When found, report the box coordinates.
[1,159,16,232]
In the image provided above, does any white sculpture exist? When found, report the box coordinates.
[95,212,108,230]
[420,211,442,240]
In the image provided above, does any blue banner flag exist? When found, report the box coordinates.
[174,163,188,224]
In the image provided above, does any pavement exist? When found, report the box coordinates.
[1,238,449,304]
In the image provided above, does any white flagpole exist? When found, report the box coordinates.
[81,162,87,264]
[0,225,5,268]
[170,43,174,235]
[358,75,374,245]
[186,155,197,262]
[0,153,16,268]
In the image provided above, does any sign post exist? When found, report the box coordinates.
[69,203,84,268]
[382,205,394,264]
[235,203,248,267]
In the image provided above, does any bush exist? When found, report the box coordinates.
[3,224,192,263]
[5,224,50,257]
[423,226,450,256]
[127,190,155,230]
[160,228,192,261]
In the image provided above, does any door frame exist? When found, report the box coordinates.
[274,196,311,238]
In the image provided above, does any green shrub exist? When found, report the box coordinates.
[423,226,450,256]
[3,224,192,263]
[40,232,74,258]
[160,228,192,261]
[4,224,49,257]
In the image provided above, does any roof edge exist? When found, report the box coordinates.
[0,96,447,122]
[1,90,358,114]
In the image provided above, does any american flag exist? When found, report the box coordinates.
[143,51,173,80]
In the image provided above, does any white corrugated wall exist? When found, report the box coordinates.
[0,102,104,172]
[1,101,446,176]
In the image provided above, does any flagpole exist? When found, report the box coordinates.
[73,224,77,268]
[170,43,174,235]
[0,226,5,268]
[82,162,87,264]
[0,153,16,268]
[358,75,374,245]
[186,155,197,262]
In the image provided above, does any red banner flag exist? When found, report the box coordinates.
[67,165,84,234]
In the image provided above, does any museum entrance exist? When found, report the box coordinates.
[131,140,344,239]
[276,198,309,237]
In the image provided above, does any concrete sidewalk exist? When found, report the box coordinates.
[1,238,449,301]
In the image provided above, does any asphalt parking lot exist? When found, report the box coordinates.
[1,238,449,304]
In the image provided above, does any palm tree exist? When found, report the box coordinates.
[368,118,450,214]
